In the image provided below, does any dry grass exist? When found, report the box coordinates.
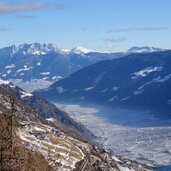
[56,147,69,154]
[69,151,83,160]
[42,142,55,150]
[70,145,81,153]
[48,134,70,149]
[25,136,35,141]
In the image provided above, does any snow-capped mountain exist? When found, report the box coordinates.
[35,50,171,116]
[0,43,166,92]
[70,46,92,54]
[0,43,64,56]
[0,43,92,57]
[127,46,164,53]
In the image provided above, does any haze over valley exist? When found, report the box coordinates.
[1,0,171,170]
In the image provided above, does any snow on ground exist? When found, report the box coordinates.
[153,74,171,83]
[52,76,62,80]
[55,103,171,168]
[40,72,50,75]
[117,164,135,171]
[132,66,163,79]
[56,86,67,93]
[20,91,33,98]
[46,118,56,122]
[5,64,15,69]
[85,87,94,91]
[0,78,10,85]
[16,66,33,73]
[111,87,120,91]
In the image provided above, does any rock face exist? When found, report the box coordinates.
[35,50,171,116]
[0,82,152,170]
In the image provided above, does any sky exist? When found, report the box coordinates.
[0,0,171,52]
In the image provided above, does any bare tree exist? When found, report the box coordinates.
[9,94,16,160]
[0,138,3,171]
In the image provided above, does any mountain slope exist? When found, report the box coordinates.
[0,43,164,92]
[0,79,92,141]
[35,50,171,115]
[0,82,151,171]
[0,86,50,171]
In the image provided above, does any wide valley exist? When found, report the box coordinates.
[55,102,171,170]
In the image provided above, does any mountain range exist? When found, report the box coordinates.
[35,50,171,117]
[0,42,168,170]
[0,43,165,92]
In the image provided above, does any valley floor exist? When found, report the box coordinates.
[55,103,171,170]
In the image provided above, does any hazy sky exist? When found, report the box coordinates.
[0,0,171,52]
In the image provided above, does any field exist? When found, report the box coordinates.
[17,121,85,170]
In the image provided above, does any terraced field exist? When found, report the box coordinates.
[17,121,86,170]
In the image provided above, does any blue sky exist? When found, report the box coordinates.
[0,0,171,52]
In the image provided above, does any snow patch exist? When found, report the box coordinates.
[16,66,32,73]
[108,96,118,102]
[101,89,108,93]
[153,74,171,82]
[112,155,122,162]
[167,99,171,105]
[132,66,163,79]
[85,87,94,91]
[6,70,12,74]
[0,78,10,85]
[111,87,120,91]
[40,72,50,75]
[46,118,56,122]
[134,89,144,95]
[56,86,67,93]
[52,76,62,80]
[5,64,15,69]
[118,164,135,171]
[20,91,33,98]
[121,96,130,101]
[43,77,49,80]
[2,74,7,77]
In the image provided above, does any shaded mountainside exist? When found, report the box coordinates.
[0,83,152,171]
[35,50,171,116]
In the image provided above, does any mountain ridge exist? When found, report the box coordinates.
[0,43,166,92]
[35,50,171,116]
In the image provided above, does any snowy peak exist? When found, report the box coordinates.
[0,43,93,56]
[71,46,92,54]
[0,43,64,56]
[0,78,10,85]
[18,43,63,56]
[0,44,165,57]
[127,46,164,53]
